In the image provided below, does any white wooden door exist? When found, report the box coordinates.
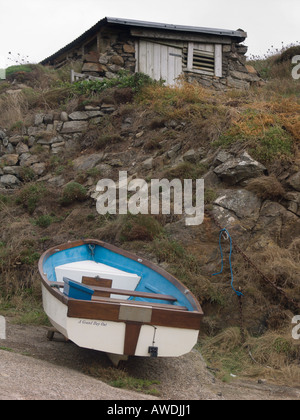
[137,40,183,85]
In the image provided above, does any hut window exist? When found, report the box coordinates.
[183,43,222,77]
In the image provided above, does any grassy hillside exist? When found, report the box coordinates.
[0,49,300,387]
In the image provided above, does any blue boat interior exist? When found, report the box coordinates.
[43,243,194,311]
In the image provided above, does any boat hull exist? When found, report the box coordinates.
[42,284,200,357]
[39,239,203,359]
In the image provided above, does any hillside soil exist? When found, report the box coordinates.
[1,320,300,400]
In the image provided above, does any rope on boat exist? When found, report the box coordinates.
[213,228,243,298]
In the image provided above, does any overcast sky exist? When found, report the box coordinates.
[0,0,299,67]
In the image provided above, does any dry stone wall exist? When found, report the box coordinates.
[0,103,116,189]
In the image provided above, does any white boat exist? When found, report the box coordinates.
[39,239,203,364]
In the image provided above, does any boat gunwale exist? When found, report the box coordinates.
[38,239,203,329]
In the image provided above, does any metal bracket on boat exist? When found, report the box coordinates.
[148,346,158,358]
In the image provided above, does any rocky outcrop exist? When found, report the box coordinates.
[213,152,268,185]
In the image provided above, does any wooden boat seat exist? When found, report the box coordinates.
[92,295,188,311]
[89,286,177,302]
[50,280,177,302]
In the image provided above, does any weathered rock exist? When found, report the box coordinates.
[82,62,107,73]
[254,201,300,246]
[34,114,44,126]
[183,148,206,164]
[230,70,260,82]
[69,111,104,121]
[4,143,15,154]
[214,189,261,229]
[213,150,233,166]
[226,77,250,90]
[214,152,267,185]
[105,71,117,80]
[167,143,182,159]
[287,172,300,192]
[0,130,6,140]
[1,138,7,148]
[60,121,88,134]
[285,192,300,216]
[43,114,54,125]
[0,174,20,187]
[51,141,65,150]
[72,153,104,172]
[60,112,69,122]
[109,55,124,66]
[3,166,20,176]
[9,135,23,146]
[142,157,153,170]
[99,54,109,65]
[31,162,46,176]
[123,44,135,54]
[19,153,39,167]
[47,175,65,187]
[16,142,29,154]
[107,64,121,73]
[69,111,90,121]
[37,135,64,146]
[100,104,115,114]
[27,126,48,137]
[0,154,19,166]
[84,105,101,111]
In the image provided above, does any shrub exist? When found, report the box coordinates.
[163,162,206,180]
[96,134,123,150]
[16,183,46,214]
[19,166,36,182]
[246,175,286,200]
[120,214,164,242]
[6,64,35,78]
[277,45,300,63]
[60,182,87,205]
[217,109,294,162]
[34,215,53,228]
[70,71,155,96]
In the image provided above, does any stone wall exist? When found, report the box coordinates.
[76,28,137,80]
[0,104,116,189]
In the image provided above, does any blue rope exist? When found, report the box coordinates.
[213,228,243,297]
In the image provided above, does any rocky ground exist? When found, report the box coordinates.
[0,320,299,401]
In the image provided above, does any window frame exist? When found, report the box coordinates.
[183,42,222,78]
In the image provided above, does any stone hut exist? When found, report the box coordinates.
[41,17,260,90]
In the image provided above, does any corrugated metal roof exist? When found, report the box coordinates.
[41,17,247,65]
[106,17,247,38]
